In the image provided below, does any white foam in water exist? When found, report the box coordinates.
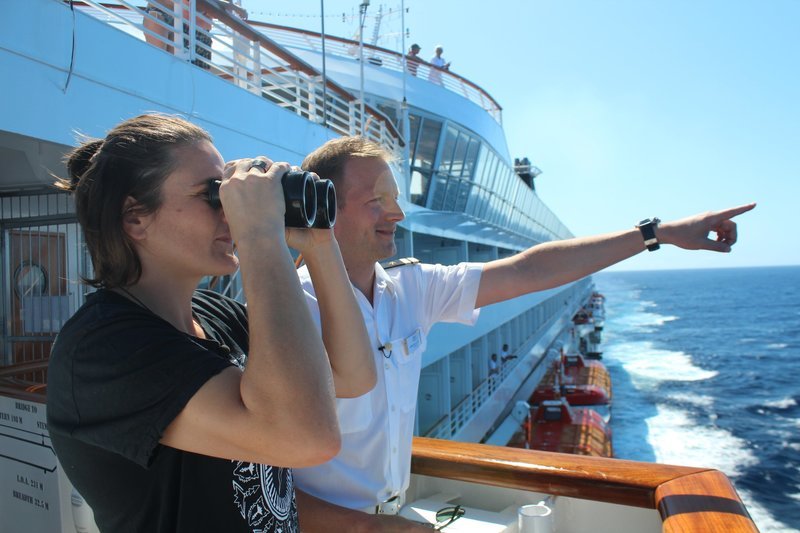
[666,392,715,408]
[737,488,800,533]
[646,406,800,532]
[607,340,717,384]
[615,311,678,332]
[764,397,798,409]
[647,405,756,475]
[604,297,677,334]
[767,343,789,349]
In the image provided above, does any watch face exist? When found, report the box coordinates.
[14,261,48,298]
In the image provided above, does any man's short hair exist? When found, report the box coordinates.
[301,136,393,207]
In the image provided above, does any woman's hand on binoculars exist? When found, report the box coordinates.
[220,157,289,244]
[285,225,335,255]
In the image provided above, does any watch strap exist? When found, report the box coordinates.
[637,218,661,251]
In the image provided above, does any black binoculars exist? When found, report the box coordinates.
[206,170,336,229]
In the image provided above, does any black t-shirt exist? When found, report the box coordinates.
[47,289,298,532]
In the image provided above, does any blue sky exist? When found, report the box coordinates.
[240,0,799,271]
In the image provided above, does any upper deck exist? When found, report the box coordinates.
[2,0,571,248]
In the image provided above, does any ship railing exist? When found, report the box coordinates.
[251,22,504,125]
[412,437,759,533]
[425,281,594,440]
[0,364,758,532]
[433,332,536,440]
[0,361,49,403]
[68,1,402,155]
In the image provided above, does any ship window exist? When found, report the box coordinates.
[414,118,442,171]
[462,138,480,179]
[472,187,489,219]
[454,179,471,212]
[544,406,562,421]
[448,131,469,177]
[409,117,442,207]
[429,174,449,210]
[442,177,460,211]
[410,170,430,206]
[473,147,489,186]
[438,126,459,173]
[408,114,421,161]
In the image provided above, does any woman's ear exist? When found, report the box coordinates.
[122,196,149,241]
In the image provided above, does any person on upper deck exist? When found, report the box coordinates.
[406,43,422,76]
[427,45,450,84]
[501,343,517,363]
[46,114,374,532]
[290,135,755,531]
[488,353,500,378]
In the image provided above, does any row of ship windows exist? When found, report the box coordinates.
[405,114,572,241]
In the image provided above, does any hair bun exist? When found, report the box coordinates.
[66,139,104,190]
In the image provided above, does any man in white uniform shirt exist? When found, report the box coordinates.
[427,45,450,84]
[292,136,755,531]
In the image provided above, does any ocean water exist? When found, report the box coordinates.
[594,266,800,533]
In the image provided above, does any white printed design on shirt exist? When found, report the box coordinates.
[232,461,297,532]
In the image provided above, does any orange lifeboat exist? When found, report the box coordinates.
[561,352,612,401]
[508,399,613,457]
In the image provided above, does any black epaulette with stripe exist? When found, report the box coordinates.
[381,257,420,269]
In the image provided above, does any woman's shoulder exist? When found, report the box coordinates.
[50,289,176,365]
[60,289,148,331]
[192,289,247,321]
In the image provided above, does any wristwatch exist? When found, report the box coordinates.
[636,217,661,251]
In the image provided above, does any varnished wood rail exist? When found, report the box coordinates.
[412,436,759,532]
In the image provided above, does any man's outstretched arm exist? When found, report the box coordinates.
[476,203,756,308]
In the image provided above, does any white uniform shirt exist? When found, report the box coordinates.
[428,55,447,84]
[293,261,483,509]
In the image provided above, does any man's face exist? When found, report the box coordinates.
[333,157,405,269]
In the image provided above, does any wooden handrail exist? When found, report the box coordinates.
[656,470,757,533]
[411,437,759,532]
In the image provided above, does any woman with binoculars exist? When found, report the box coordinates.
[47,113,374,533]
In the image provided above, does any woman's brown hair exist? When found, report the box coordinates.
[56,114,211,288]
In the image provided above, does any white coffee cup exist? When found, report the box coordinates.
[517,502,553,533]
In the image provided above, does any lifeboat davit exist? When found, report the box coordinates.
[508,399,613,457]
[589,292,606,331]
[573,293,606,339]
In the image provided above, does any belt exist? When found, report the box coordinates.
[362,493,403,515]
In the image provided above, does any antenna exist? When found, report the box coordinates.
[369,4,384,46]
